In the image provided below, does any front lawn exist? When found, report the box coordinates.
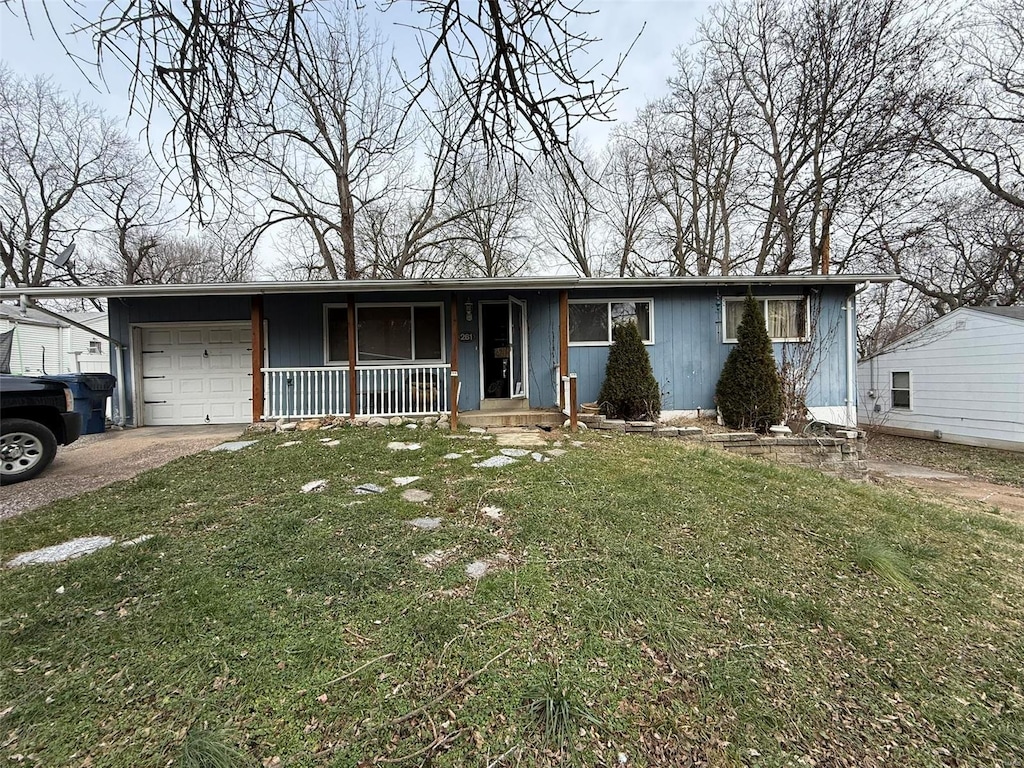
[2,428,1022,766]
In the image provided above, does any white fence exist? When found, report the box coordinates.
[263,364,451,419]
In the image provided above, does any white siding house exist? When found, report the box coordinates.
[0,303,110,376]
[857,306,1024,452]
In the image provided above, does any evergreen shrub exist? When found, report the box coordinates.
[715,293,783,432]
[597,320,661,421]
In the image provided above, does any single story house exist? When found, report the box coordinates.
[0,303,109,376]
[1,275,890,429]
[858,305,1024,452]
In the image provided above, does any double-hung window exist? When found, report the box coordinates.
[324,304,444,364]
[891,371,911,409]
[723,297,807,342]
[568,300,653,345]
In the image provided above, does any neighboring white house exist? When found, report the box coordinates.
[858,305,1024,452]
[0,302,110,376]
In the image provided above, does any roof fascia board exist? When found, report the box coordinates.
[0,274,897,301]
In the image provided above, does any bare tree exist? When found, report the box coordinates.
[442,150,530,277]
[880,191,1024,314]
[698,0,940,274]
[18,0,629,213]
[532,144,602,276]
[597,126,658,277]
[235,10,410,280]
[916,0,1024,211]
[0,69,131,287]
[639,45,751,276]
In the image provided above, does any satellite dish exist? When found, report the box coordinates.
[54,242,76,268]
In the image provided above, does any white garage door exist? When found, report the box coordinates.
[140,324,252,425]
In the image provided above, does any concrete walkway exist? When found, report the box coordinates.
[0,425,243,520]
[868,460,1024,521]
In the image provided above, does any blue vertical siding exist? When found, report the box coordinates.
[568,285,851,411]
[108,283,854,423]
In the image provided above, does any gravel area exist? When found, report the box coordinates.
[0,425,244,520]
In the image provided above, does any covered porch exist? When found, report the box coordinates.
[252,290,580,428]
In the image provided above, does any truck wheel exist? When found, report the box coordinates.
[0,419,58,485]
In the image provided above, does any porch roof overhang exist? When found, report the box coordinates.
[0,274,897,301]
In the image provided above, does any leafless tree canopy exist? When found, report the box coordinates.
[0,68,130,287]
[23,0,625,214]
[4,0,1023,346]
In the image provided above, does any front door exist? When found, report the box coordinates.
[479,299,528,400]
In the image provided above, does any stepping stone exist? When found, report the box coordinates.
[469,427,487,434]
[531,452,551,463]
[6,536,115,568]
[472,455,518,468]
[405,423,419,430]
[499,448,530,458]
[278,441,301,448]
[447,434,468,440]
[465,560,490,580]
[482,506,503,520]
[408,517,442,530]
[392,476,421,486]
[319,437,334,443]
[301,480,329,494]
[495,431,547,447]
[402,488,434,503]
[323,440,341,447]
[121,534,154,547]
[387,442,421,451]
[570,441,585,448]
[546,448,567,457]
[209,440,257,453]
[418,548,457,569]
[353,483,386,495]
[442,453,464,460]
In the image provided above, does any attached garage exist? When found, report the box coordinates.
[138,323,252,425]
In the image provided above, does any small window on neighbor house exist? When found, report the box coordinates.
[88,340,102,354]
[891,371,911,409]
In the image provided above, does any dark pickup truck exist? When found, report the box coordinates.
[1,374,82,484]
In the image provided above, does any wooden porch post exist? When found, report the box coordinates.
[559,289,569,409]
[347,294,357,420]
[569,373,578,432]
[250,295,264,422]
[450,294,460,430]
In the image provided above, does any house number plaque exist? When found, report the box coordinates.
[459,332,475,343]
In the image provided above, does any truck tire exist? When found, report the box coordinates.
[0,418,58,485]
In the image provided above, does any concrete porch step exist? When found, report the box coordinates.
[479,398,531,412]
[459,408,564,428]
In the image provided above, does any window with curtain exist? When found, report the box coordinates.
[569,300,653,344]
[723,297,806,342]
[325,304,443,364]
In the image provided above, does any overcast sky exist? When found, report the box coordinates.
[0,0,716,148]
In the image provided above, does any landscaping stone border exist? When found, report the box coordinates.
[579,414,867,480]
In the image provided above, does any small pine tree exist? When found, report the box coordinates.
[597,321,661,421]
[715,294,783,432]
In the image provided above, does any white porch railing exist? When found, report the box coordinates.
[262,364,451,420]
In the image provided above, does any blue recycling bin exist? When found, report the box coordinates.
[48,373,117,435]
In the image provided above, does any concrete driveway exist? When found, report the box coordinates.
[0,425,244,520]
